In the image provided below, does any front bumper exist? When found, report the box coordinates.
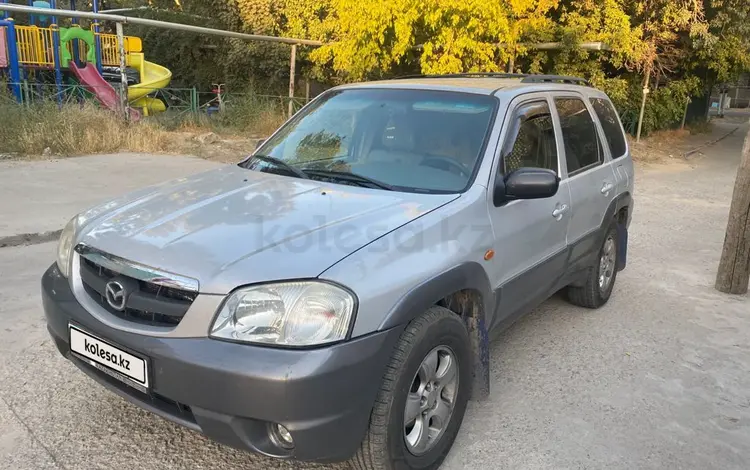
[42,264,402,463]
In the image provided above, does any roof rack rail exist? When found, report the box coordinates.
[394,73,529,80]
[520,75,590,86]
[393,72,591,86]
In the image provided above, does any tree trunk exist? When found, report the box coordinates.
[715,126,750,294]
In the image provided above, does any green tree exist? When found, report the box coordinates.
[693,0,750,82]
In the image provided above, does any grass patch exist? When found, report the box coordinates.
[0,80,293,158]
[134,93,288,138]
[686,119,713,135]
[0,102,168,157]
[0,90,290,158]
[207,93,288,137]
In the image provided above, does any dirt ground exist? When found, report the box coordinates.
[1,119,749,470]
[628,115,744,163]
[162,131,262,164]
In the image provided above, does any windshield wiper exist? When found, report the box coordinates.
[242,154,310,179]
[302,169,395,191]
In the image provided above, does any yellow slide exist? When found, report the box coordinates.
[127,49,172,116]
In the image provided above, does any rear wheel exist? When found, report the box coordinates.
[567,223,618,308]
[351,306,471,470]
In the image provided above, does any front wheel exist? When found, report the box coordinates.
[351,306,471,470]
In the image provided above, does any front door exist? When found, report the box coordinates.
[487,94,572,328]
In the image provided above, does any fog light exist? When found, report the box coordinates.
[270,423,294,449]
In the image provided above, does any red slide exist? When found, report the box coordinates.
[69,63,141,121]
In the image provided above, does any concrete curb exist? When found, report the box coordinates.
[0,230,62,249]
[683,126,740,159]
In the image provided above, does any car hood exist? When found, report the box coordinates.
[77,165,457,294]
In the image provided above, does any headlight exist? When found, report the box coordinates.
[210,281,356,347]
[56,217,79,278]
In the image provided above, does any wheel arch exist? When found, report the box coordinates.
[601,191,632,271]
[602,191,632,229]
[379,262,494,400]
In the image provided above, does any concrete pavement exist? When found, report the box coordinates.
[0,153,220,241]
[1,130,749,469]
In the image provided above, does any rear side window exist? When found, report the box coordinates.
[501,101,558,175]
[554,98,602,174]
[590,98,627,158]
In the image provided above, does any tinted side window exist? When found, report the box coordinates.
[502,101,558,175]
[555,98,601,174]
[590,98,626,158]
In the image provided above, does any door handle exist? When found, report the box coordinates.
[601,182,614,195]
[552,203,568,220]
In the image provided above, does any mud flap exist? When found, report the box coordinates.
[616,223,628,271]
[465,314,490,400]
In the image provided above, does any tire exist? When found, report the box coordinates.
[351,306,471,470]
[567,222,619,309]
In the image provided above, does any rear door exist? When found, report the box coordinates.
[487,93,572,327]
[551,94,617,271]
[589,97,633,195]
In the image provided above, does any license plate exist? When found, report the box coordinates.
[69,325,149,389]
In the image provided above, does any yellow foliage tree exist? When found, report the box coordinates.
[291,0,561,79]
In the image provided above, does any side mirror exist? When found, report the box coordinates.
[255,138,266,150]
[494,167,559,205]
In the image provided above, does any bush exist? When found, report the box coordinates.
[598,75,702,137]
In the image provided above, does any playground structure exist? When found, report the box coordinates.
[1,2,324,121]
[0,0,172,117]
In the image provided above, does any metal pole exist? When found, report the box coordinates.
[527,41,610,51]
[116,21,128,120]
[27,0,34,25]
[635,71,650,143]
[680,98,689,130]
[92,0,102,74]
[49,0,63,108]
[0,5,324,46]
[99,6,149,13]
[305,79,310,102]
[288,44,296,119]
[22,78,29,106]
[1,0,8,19]
[0,18,22,101]
[69,0,80,64]
[216,84,224,112]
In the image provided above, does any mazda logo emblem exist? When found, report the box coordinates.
[105,281,127,311]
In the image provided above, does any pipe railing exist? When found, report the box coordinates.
[0,4,323,46]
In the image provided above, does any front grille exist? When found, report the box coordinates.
[80,256,197,328]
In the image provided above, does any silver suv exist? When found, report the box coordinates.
[42,74,634,470]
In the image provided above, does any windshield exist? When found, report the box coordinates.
[245,88,498,193]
